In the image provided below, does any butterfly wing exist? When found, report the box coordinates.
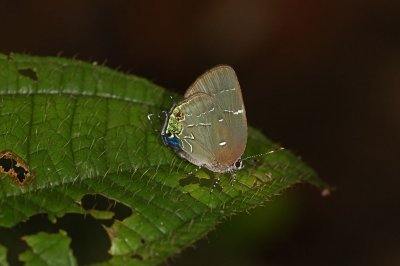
[178,65,247,172]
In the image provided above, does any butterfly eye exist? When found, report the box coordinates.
[234,159,243,169]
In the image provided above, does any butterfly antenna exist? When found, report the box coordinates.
[242,147,285,161]
[161,110,168,119]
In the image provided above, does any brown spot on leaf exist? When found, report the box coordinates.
[0,150,33,185]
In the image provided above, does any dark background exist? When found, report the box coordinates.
[1,1,399,265]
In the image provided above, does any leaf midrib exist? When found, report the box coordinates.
[0,91,161,108]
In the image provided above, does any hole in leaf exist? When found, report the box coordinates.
[57,213,111,265]
[0,150,32,185]
[17,68,38,81]
[81,194,132,221]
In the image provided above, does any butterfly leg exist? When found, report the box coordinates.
[229,172,237,186]
[210,174,221,193]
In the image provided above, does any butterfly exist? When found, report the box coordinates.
[161,65,247,173]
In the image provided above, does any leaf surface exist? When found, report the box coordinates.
[19,231,77,266]
[0,54,325,265]
[0,244,8,266]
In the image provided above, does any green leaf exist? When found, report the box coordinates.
[19,230,77,266]
[0,244,8,266]
[0,53,326,265]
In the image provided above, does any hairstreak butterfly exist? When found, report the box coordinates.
[161,65,247,173]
